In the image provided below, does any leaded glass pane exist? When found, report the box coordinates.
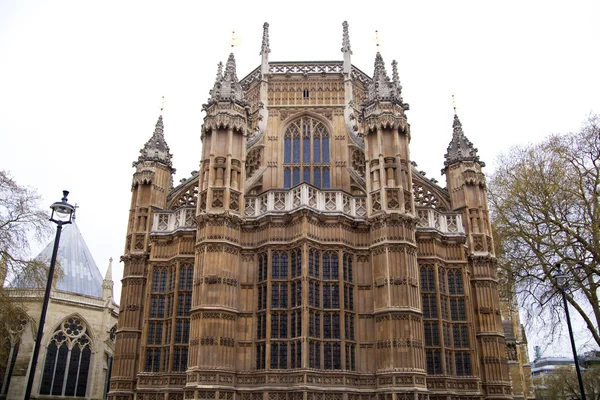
[314,139,321,163]
[303,167,310,184]
[303,137,310,163]
[284,168,291,188]
[323,167,330,188]
[322,137,330,162]
[314,167,321,188]
[293,167,300,186]
[293,138,300,163]
[284,139,291,163]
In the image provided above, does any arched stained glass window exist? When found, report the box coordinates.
[283,117,331,188]
[40,316,92,397]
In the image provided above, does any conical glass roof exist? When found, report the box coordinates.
[11,222,104,298]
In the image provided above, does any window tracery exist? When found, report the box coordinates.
[40,316,92,397]
[351,149,365,178]
[145,263,192,372]
[254,248,355,371]
[0,312,27,395]
[420,264,471,377]
[170,183,199,210]
[283,117,331,188]
[413,183,445,210]
[246,147,261,179]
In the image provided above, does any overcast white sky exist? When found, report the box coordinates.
[1,0,599,359]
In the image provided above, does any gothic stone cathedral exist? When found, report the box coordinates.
[109,22,534,400]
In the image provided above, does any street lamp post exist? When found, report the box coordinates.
[23,191,75,400]
[554,263,587,400]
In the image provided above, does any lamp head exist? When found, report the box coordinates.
[50,190,75,224]
[554,263,568,289]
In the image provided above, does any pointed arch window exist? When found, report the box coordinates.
[283,117,331,188]
[40,316,92,397]
[0,312,27,395]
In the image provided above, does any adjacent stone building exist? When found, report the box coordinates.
[109,22,533,400]
[1,222,118,400]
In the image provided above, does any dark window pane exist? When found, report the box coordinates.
[314,168,321,188]
[293,168,300,186]
[40,342,58,395]
[284,168,291,188]
[314,139,321,163]
[293,138,300,163]
[303,167,310,184]
[284,139,291,163]
[322,137,330,162]
[52,344,69,395]
[76,346,91,397]
[303,137,310,163]
[323,167,330,188]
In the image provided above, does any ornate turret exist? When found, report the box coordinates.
[133,115,173,168]
[443,109,512,398]
[360,51,412,216]
[199,52,249,215]
[205,53,247,107]
[111,108,175,400]
[443,112,485,169]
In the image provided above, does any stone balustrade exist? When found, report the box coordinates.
[244,184,367,219]
[151,207,196,233]
[151,187,464,236]
[415,208,464,234]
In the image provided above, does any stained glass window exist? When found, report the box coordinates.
[40,317,92,396]
[282,117,331,188]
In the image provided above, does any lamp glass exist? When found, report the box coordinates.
[50,201,74,222]
[556,274,568,289]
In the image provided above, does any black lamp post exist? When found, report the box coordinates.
[24,191,75,400]
[554,263,587,400]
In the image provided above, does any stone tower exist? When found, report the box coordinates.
[110,114,175,400]
[442,111,512,398]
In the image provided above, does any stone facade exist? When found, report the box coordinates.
[109,22,531,400]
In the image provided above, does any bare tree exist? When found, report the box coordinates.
[489,115,600,348]
[0,170,52,367]
[541,366,600,400]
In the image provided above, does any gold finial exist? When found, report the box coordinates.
[375,30,380,51]
[452,94,457,115]
[230,30,241,49]
[160,96,165,114]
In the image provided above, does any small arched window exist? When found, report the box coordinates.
[40,316,92,397]
[283,116,330,188]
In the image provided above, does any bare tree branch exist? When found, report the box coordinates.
[489,115,600,348]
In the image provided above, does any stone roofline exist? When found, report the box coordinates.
[7,288,120,312]
[240,61,372,87]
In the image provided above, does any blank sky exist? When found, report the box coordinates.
[1,0,598,358]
